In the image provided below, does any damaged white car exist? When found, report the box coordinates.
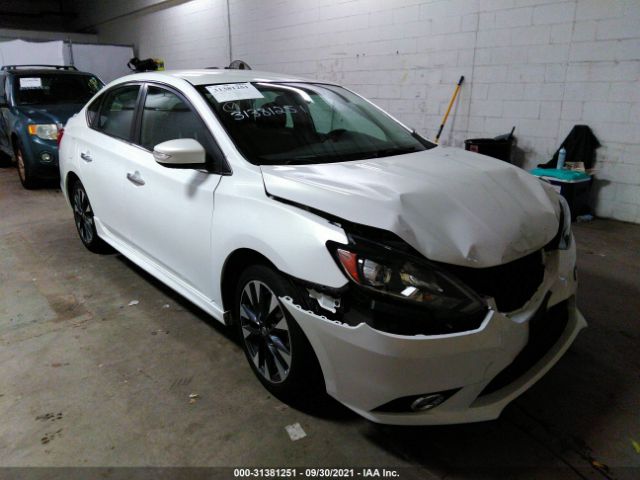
[59,69,586,425]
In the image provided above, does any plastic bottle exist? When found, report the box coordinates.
[557,147,567,169]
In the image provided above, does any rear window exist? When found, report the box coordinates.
[13,74,103,106]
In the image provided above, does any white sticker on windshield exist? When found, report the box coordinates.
[19,77,43,89]
[206,82,263,102]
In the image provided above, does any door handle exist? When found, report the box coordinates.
[80,152,92,162]
[126,171,145,186]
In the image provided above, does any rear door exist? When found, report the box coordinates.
[118,83,225,297]
[76,84,142,240]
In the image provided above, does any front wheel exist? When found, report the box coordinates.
[235,265,325,403]
[15,142,37,189]
[71,180,111,253]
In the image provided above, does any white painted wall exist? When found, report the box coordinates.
[69,0,175,31]
[91,0,640,223]
[96,0,230,70]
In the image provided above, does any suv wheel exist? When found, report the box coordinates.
[15,142,37,189]
[235,265,325,402]
[71,180,110,253]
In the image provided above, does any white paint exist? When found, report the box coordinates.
[280,237,584,425]
[58,69,585,426]
[262,147,560,268]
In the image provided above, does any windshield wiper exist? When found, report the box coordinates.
[371,146,420,158]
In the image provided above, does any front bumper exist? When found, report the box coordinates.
[281,242,585,425]
[24,136,59,179]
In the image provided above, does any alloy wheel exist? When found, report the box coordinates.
[239,280,292,384]
[72,185,95,245]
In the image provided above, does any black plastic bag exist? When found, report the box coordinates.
[538,125,600,169]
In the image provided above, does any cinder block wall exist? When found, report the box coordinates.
[96,0,231,71]
[95,0,640,223]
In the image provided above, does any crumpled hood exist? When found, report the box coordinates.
[15,104,83,125]
[261,146,561,268]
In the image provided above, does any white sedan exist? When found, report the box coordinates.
[59,69,585,425]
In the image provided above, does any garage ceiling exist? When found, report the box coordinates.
[0,0,78,31]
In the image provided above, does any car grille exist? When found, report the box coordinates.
[442,250,545,312]
[478,297,569,397]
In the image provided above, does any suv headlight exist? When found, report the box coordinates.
[27,124,59,140]
[328,242,485,314]
[558,195,572,250]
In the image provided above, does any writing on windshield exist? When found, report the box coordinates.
[200,82,433,166]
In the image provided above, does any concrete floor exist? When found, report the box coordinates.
[0,166,638,478]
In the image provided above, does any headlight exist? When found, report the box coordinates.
[558,195,572,250]
[27,124,59,140]
[330,243,485,314]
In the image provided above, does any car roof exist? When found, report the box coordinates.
[117,69,335,86]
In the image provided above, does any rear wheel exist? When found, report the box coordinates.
[235,265,325,403]
[71,180,110,253]
[15,142,37,189]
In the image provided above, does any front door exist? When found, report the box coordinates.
[119,84,222,297]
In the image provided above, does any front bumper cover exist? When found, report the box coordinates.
[280,243,585,425]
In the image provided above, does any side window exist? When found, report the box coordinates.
[140,86,211,151]
[86,95,103,127]
[96,85,140,140]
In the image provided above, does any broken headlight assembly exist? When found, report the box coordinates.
[327,241,485,316]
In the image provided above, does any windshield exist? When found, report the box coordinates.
[199,82,434,165]
[14,74,103,106]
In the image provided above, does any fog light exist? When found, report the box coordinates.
[40,152,52,162]
[410,394,446,411]
[373,388,460,413]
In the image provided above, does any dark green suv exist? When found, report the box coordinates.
[0,65,103,188]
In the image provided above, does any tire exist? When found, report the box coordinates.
[15,141,37,189]
[70,180,111,254]
[235,264,326,404]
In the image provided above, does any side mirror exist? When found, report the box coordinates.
[153,138,206,168]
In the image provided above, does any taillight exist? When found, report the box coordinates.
[57,128,64,146]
